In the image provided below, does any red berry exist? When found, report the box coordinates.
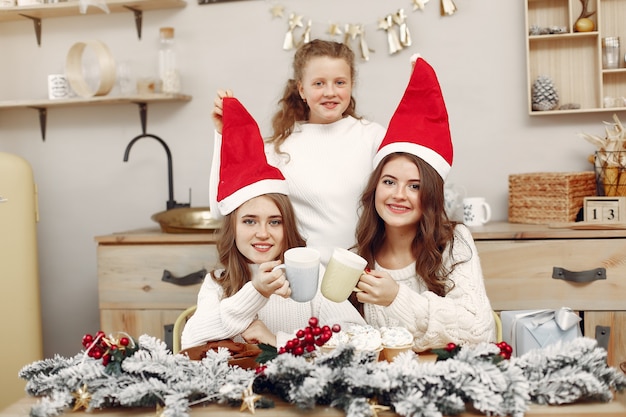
[331,324,341,333]
[308,317,319,327]
[293,346,304,356]
[82,334,94,347]
[312,326,322,336]
[304,327,312,335]
[304,334,314,345]
[306,345,315,352]
[296,329,305,338]
[119,337,130,347]
[278,347,286,354]
[92,350,102,359]
[315,338,326,346]
[322,325,330,333]
[446,343,457,352]
[255,365,267,374]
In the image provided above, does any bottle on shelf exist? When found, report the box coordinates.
[158,27,181,94]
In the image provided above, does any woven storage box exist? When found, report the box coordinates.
[508,172,596,224]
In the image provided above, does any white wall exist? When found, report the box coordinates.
[0,0,617,357]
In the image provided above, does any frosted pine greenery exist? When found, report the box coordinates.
[532,75,559,111]
[513,337,626,405]
[19,336,626,417]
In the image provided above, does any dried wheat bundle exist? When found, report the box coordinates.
[579,114,626,196]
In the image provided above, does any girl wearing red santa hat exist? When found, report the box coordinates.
[182,97,365,351]
[210,40,385,267]
[351,55,496,352]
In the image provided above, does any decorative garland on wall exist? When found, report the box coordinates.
[267,0,460,61]
[18,334,626,417]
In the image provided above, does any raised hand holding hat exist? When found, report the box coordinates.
[215,97,289,216]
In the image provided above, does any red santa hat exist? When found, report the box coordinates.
[216,97,288,215]
[373,54,453,180]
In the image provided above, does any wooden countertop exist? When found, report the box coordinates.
[467,221,626,240]
[2,393,625,417]
[95,228,219,245]
[94,222,626,245]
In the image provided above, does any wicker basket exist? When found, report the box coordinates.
[508,172,597,224]
[594,151,626,196]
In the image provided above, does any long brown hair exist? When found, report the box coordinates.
[354,153,463,298]
[213,194,306,297]
[268,39,360,154]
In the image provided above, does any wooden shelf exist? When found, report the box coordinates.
[0,0,186,44]
[0,93,192,140]
[0,93,191,109]
[524,0,626,115]
[0,0,186,22]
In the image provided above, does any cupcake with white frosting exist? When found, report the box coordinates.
[321,324,383,359]
[380,326,414,362]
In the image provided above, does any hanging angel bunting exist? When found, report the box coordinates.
[378,14,403,55]
[276,1,460,59]
[441,0,457,16]
[283,13,303,50]
[299,19,312,46]
[393,9,412,47]
[358,26,371,61]
[344,24,371,61]
[412,0,429,11]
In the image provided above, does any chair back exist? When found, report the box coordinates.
[172,305,197,354]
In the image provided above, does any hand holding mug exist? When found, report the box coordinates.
[355,268,399,307]
[254,260,291,298]
[272,247,320,302]
[321,248,368,302]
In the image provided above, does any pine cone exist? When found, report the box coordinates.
[532,75,559,111]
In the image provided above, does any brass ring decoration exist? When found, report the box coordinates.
[65,40,116,98]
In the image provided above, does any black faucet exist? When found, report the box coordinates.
[123,133,190,211]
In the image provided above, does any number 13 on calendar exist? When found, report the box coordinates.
[584,196,626,223]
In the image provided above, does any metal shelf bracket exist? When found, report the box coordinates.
[123,6,143,40]
[28,107,47,141]
[19,14,42,46]
[135,102,148,134]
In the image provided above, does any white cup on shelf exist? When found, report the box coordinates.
[462,197,492,227]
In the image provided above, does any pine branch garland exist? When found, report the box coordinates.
[18,336,625,417]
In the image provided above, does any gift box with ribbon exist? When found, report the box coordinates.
[501,308,582,357]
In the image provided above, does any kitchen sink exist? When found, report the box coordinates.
[151,207,222,233]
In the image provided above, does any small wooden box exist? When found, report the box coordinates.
[508,172,597,224]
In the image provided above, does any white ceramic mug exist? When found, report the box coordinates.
[462,197,492,226]
[321,248,368,303]
[274,247,320,303]
[47,74,70,100]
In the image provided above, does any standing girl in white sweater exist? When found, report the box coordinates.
[211,40,385,266]
[182,97,364,351]
[351,56,496,352]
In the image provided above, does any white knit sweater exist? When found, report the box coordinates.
[364,224,496,352]
[181,264,366,350]
[209,116,385,266]
[265,116,385,265]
